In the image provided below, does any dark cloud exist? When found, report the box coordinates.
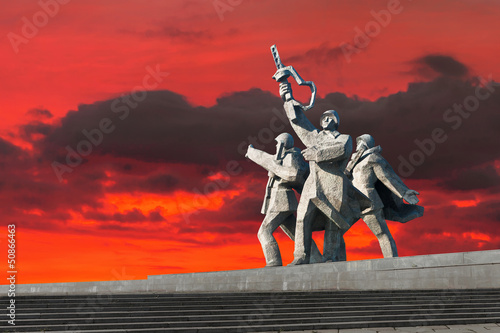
[462,200,500,224]
[190,184,264,225]
[317,77,500,180]
[0,137,20,155]
[438,164,500,192]
[120,26,212,43]
[393,200,500,257]
[20,121,54,142]
[410,54,469,79]
[31,74,500,186]
[26,108,53,119]
[287,42,344,66]
[145,174,180,192]
[4,170,105,214]
[103,163,196,194]
[145,26,212,41]
[83,208,165,222]
[39,89,288,170]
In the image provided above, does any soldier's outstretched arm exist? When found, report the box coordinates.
[280,82,318,147]
[373,157,419,204]
[246,145,294,179]
[246,145,274,171]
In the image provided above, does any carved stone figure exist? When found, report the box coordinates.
[278,83,371,265]
[246,133,323,266]
[345,134,424,257]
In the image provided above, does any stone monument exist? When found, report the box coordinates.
[245,44,424,266]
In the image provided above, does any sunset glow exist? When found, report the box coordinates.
[1,0,499,284]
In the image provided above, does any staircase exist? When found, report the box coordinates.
[2,289,500,332]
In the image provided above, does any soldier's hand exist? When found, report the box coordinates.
[403,190,420,205]
[279,82,292,101]
[301,147,318,161]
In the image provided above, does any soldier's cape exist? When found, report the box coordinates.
[375,182,424,222]
[366,147,424,223]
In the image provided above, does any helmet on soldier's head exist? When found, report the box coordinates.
[356,134,375,149]
[320,110,340,130]
[275,133,294,149]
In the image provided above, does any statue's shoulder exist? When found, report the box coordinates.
[284,147,308,169]
[335,131,351,143]
[365,146,386,165]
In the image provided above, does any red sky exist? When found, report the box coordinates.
[1,0,499,284]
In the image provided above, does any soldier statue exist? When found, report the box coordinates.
[278,83,371,265]
[246,133,323,266]
[345,134,424,257]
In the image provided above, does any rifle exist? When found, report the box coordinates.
[270,44,317,111]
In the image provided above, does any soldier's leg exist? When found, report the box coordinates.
[258,212,290,266]
[323,222,346,262]
[279,214,295,239]
[362,209,398,257]
[280,216,324,264]
[289,200,317,265]
[337,235,347,261]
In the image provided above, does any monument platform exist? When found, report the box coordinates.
[4,249,499,295]
[2,250,499,332]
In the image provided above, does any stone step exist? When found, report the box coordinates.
[27,317,500,333]
[8,298,499,315]
[6,314,500,332]
[11,288,500,296]
[3,290,499,332]
[9,289,500,301]
[12,306,500,326]
[11,294,500,306]
[10,298,500,312]
[7,308,500,330]
[9,291,500,304]
[15,302,500,320]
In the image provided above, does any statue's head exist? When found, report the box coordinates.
[320,110,339,131]
[275,132,294,150]
[356,134,375,150]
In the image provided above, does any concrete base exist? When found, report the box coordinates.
[4,249,500,295]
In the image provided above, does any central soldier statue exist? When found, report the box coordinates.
[278,83,371,265]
